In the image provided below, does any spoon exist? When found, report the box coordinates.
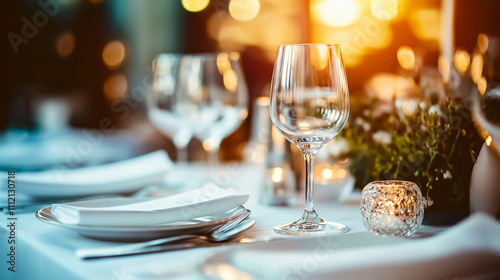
[77,213,253,259]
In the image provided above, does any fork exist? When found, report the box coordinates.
[76,209,252,259]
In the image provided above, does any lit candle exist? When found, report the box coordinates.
[313,162,354,203]
[261,166,296,206]
[361,180,424,237]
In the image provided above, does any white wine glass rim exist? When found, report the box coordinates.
[182,51,242,59]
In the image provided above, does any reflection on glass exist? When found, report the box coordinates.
[148,54,193,163]
[181,52,248,167]
[270,43,350,236]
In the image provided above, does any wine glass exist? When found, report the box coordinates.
[269,43,350,236]
[148,54,193,163]
[470,35,500,215]
[182,52,248,167]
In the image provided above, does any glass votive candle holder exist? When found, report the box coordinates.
[361,180,424,237]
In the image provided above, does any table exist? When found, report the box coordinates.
[0,164,495,280]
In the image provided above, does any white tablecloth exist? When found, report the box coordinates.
[0,164,498,280]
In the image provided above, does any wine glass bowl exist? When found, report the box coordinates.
[148,54,193,163]
[270,44,350,236]
[182,52,249,165]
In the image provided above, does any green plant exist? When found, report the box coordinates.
[338,93,483,212]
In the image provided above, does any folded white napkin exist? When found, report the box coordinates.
[51,185,249,226]
[229,213,500,280]
[0,150,172,198]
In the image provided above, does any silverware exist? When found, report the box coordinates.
[77,210,253,259]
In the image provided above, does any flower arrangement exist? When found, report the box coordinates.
[334,74,484,215]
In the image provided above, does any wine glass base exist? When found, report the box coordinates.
[273,221,348,236]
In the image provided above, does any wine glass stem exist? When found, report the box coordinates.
[304,153,315,212]
[208,146,220,167]
[177,146,189,163]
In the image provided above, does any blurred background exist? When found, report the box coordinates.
[2,0,500,163]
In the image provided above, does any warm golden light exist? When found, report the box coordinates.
[229,52,241,61]
[477,33,489,54]
[478,76,487,95]
[454,49,470,75]
[322,169,333,179]
[397,46,415,70]
[256,96,269,106]
[216,53,232,74]
[365,73,416,101]
[370,0,398,21]
[203,139,218,152]
[223,69,238,92]
[438,55,450,83]
[311,44,329,70]
[56,31,75,58]
[103,74,127,100]
[90,0,103,4]
[408,9,440,41]
[402,99,418,117]
[102,41,125,69]
[215,7,301,63]
[470,53,484,83]
[311,15,392,66]
[486,135,492,146]
[311,0,362,27]
[182,0,209,12]
[299,122,310,127]
[212,263,252,280]
[240,109,249,119]
[272,167,284,183]
[228,0,260,22]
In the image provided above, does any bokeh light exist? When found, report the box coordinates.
[397,46,415,70]
[229,0,260,22]
[470,53,484,83]
[477,33,489,54]
[485,135,492,146]
[103,74,127,100]
[408,9,440,41]
[102,41,125,69]
[56,31,75,58]
[454,49,470,75]
[216,53,232,74]
[182,0,210,13]
[311,44,329,71]
[272,167,284,182]
[477,76,487,95]
[370,0,398,21]
[223,69,238,92]
[311,0,362,27]
[438,55,450,83]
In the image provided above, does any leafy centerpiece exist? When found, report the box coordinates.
[335,73,483,223]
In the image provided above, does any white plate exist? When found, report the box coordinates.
[0,129,137,171]
[1,151,172,198]
[36,204,247,241]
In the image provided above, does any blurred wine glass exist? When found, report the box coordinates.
[269,43,350,236]
[148,54,193,163]
[470,35,500,216]
[182,52,248,167]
